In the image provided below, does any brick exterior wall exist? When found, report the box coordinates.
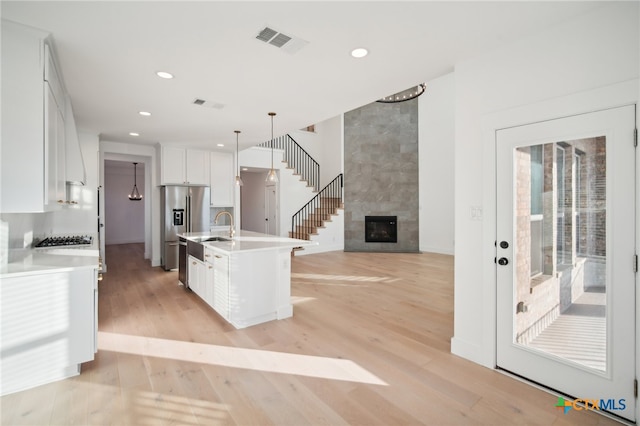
[515,136,606,341]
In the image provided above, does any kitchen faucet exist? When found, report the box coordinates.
[214,211,235,238]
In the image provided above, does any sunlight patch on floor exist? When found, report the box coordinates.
[127,388,230,425]
[291,272,397,283]
[98,332,388,385]
[290,296,316,304]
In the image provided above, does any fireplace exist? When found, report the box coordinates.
[365,216,397,243]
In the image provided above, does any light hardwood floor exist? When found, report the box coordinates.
[1,244,619,425]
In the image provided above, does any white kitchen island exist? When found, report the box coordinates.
[179,230,316,329]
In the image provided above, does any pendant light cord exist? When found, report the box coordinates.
[270,113,274,169]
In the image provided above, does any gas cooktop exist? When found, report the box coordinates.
[35,235,93,248]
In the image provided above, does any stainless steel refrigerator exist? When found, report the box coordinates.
[161,186,210,271]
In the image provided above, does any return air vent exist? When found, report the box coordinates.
[192,98,225,109]
[255,26,308,55]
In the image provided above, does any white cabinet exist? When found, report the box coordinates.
[1,21,85,212]
[199,247,229,318]
[204,247,215,308]
[0,267,97,396]
[1,21,52,212]
[188,255,206,300]
[205,259,215,307]
[210,152,234,206]
[212,251,230,320]
[161,146,210,185]
[64,96,87,185]
[44,79,66,210]
[43,44,69,210]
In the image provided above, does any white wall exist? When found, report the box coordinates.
[452,2,639,368]
[289,115,343,188]
[104,161,145,244]
[419,72,455,255]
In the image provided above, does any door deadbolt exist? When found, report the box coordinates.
[498,257,509,266]
[499,241,509,249]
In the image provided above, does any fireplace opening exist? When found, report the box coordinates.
[365,216,397,243]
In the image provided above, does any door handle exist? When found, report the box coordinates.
[498,257,509,266]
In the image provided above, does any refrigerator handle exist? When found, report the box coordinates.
[187,195,192,232]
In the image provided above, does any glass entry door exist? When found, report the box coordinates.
[496,105,636,422]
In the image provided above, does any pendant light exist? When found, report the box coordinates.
[128,162,142,201]
[265,112,279,183]
[234,130,243,186]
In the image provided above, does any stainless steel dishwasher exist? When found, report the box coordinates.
[178,237,188,287]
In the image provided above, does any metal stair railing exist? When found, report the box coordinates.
[258,134,320,192]
[291,174,343,240]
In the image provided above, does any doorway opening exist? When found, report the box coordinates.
[240,168,279,235]
[100,154,152,271]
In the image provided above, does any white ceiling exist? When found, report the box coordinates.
[2,1,603,151]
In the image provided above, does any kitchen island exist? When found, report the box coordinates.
[179,230,316,329]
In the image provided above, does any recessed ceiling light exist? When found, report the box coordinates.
[156,71,174,79]
[129,132,140,136]
[242,167,249,171]
[217,143,224,147]
[351,47,368,58]
[139,111,151,116]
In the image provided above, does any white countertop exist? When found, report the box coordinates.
[180,230,317,254]
[1,249,99,278]
[1,236,100,278]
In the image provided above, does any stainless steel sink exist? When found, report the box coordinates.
[194,236,231,243]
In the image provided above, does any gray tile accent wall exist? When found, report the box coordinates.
[344,99,419,252]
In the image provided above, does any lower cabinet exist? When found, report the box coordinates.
[195,244,293,329]
[188,255,206,299]
[202,247,229,320]
[212,251,230,320]
[0,267,97,396]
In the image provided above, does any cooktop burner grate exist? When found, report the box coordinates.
[36,235,93,248]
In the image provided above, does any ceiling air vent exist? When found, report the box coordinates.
[255,26,308,55]
[256,27,278,43]
[192,98,224,109]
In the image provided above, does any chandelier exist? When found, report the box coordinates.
[128,162,142,201]
[377,83,426,103]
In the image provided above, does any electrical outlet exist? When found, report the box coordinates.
[470,206,483,220]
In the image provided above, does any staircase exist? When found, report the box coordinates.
[259,134,343,244]
[258,134,319,191]
[290,174,343,240]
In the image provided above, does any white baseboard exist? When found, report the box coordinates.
[450,337,494,369]
[295,243,344,256]
[419,245,454,256]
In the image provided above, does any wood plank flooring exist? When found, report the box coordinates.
[1,243,620,425]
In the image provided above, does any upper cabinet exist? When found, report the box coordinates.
[160,146,210,185]
[44,44,67,210]
[1,21,86,213]
[64,97,87,185]
[210,152,234,207]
